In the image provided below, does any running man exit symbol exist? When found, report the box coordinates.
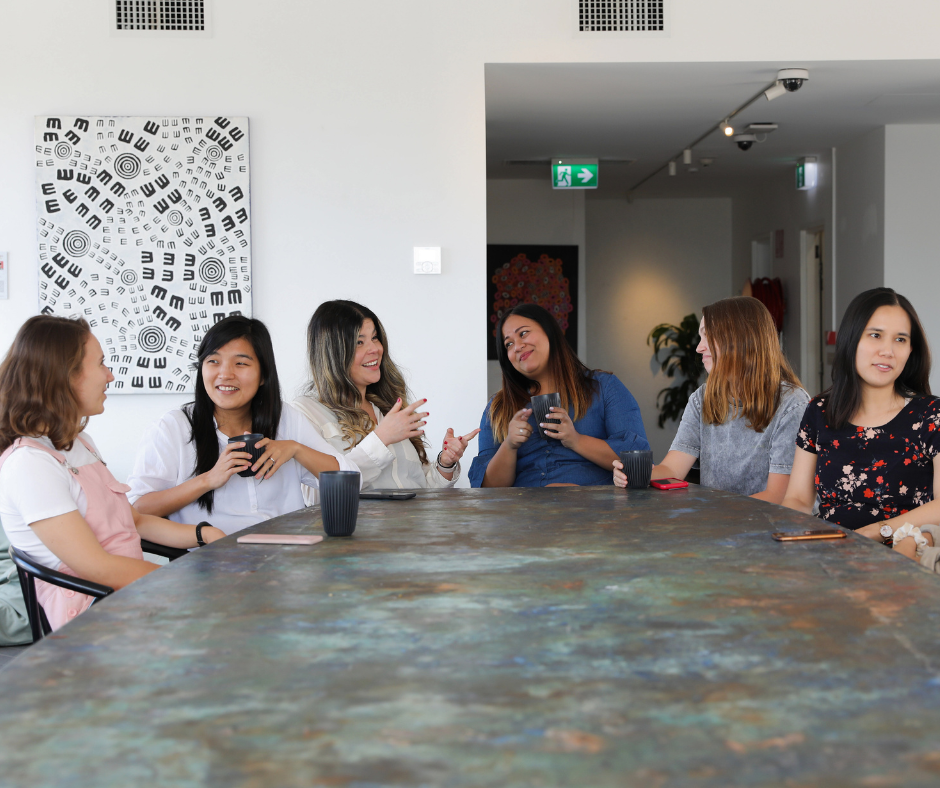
[552,159,598,190]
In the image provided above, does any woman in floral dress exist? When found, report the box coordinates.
[782,288,940,552]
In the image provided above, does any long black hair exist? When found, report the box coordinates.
[184,315,282,512]
[826,287,931,429]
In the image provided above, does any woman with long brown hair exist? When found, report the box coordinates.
[292,300,479,500]
[470,303,648,487]
[0,316,225,631]
[613,296,808,502]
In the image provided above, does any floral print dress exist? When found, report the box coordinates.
[796,395,940,529]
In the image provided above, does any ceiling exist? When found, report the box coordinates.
[485,60,940,197]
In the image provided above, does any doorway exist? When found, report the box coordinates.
[800,227,825,395]
[751,234,773,281]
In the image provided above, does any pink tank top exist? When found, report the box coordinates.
[0,436,143,631]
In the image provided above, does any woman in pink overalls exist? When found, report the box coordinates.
[0,316,226,631]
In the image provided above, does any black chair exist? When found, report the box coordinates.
[9,546,113,643]
[139,540,188,561]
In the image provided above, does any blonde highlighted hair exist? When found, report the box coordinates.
[700,296,801,432]
[306,300,429,464]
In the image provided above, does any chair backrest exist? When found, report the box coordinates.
[139,539,188,561]
[9,546,113,643]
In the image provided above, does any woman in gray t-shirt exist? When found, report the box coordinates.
[614,297,809,503]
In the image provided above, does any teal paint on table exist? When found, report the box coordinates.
[1,486,940,787]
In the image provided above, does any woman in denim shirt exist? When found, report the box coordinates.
[469,304,648,487]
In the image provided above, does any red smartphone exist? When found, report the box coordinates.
[771,529,846,542]
[650,478,689,490]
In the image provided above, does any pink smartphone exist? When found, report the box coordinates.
[236,534,324,545]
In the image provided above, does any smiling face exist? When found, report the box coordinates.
[696,317,715,374]
[502,314,551,381]
[854,304,912,391]
[201,337,262,414]
[70,334,114,417]
[348,318,383,395]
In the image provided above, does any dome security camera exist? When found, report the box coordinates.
[733,134,757,151]
[777,68,809,93]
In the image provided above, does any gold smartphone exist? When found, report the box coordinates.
[772,529,846,542]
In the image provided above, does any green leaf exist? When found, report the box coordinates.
[647,313,704,427]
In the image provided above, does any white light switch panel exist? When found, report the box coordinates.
[414,247,441,275]
[0,252,7,300]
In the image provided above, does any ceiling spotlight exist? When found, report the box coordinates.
[700,158,715,167]
[764,81,787,101]
[668,160,677,176]
[720,121,734,137]
[777,68,809,93]
[733,134,757,151]
[683,149,692,165]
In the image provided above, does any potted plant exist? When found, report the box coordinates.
[647,313,705,428]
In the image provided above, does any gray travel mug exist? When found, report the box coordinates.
[320,471,361,537]
[618,450,653,489]
[228,433,265,478]
[530,392,562,439]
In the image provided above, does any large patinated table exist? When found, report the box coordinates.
[1,485,940,787]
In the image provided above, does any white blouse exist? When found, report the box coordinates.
[290,395,457,505]
[126,404,359,536]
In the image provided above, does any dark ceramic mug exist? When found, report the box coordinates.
[618,450,654,489]
[320,471,361,537]
[228,433,265,478]
[530,392,562,440]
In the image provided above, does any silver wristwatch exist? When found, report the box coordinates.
[880,524,894,544]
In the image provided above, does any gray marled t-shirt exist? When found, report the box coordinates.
[670,383,810,496]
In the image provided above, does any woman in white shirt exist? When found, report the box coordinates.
[292,300,478,501]
[128,316,358,535]
[0,316,224,630]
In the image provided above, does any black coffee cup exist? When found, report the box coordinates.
[530,392,562,439]
[228,433,265,478]
[320,471,361,537]
[618,450,653,489]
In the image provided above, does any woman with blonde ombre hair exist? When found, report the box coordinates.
[292,300,479,501]
[470,302,648,487]
[614,296,809,502]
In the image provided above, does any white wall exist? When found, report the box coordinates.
[836,128,886,318]
[586,198,732,459]
[884,125,940,393]
[485,179,586,397]
[3,1,940,483]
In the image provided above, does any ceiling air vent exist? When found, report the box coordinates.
[577,0,666,33]
[113,0,212,36]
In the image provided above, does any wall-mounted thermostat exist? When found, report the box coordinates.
[414,247,441,275]
[0,252,8,300]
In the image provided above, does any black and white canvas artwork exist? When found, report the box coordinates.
[34,116,251,393]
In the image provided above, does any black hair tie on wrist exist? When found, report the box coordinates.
[195,522,211,547]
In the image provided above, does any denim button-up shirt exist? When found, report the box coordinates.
[469,372,649,487]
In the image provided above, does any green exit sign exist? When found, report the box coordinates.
[796,157,817,191]
[552,159,598,189]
